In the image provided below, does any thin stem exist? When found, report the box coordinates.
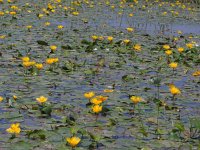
[95,114,99,122]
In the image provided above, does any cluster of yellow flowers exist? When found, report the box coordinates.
[84,89,113,114]
[163,42,194,56]
[20,41,60,73]
[91,35,104,41]
[6,120,81,148]
[46,57,59,64]
[84,91,103,113]
[0,95,17,103]
[91,35,113,42]
[21,56,43,70]
[91,35,141,51]
[162,41,196,71]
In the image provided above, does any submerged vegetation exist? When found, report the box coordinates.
[0,0,200,149]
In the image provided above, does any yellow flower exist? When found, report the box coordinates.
[6,123,21,134]
[38,14,44,18]
[163,44,170,50]
[9,11,16,15]
[66,136,81,148]
[46,58,59,64]
[130,96,142,104]
[42,8,47,12]
[45,22,50,26]
[191,41,196,45]
[84,91,95,99]
[44,10,49,15]
[106,1,110,5]
[169,62,178,69]
[129,13,133,17]
[188,36,193,39]
[13,95,17,100]
[123,39,130,45]
[177,30,182,34]
[126,27,134,32]
[72,11,79,16]
[90,97,102,105]
[50,45,57,52]
[91,95,108,104]
[0,96,3,102]
[174,37,179,41]
[11,5,18,10]
[118,12,122,15]
[162,12,167,15]
[21,56,30,62]
[23,61,36,67]
[53,58,59,63]
[92,105,102,113]
[142,5,146,9]
[35,63,43,70]
[111,5,115,9]
[107,36,113,42]
[133,44,141,51]
[57,25,64,29]
[36,96,48,103]
[95,95,108,102]
[46,58,54,64]
[0,35,6,39]
[165,50,172,55]
[91,35,98,41]
[104,89,114,93]
[26,25,32,29]
[0,11,5,16]
[129,3,134,7]
[56,0,62,3]
[186,43,193,49]
[169,84,181,95]
[177,47,184,53]
[63,6,68,10]
[192,70,200,77]
[48,3,53,10]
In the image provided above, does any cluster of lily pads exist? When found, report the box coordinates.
[0,0,200,149]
